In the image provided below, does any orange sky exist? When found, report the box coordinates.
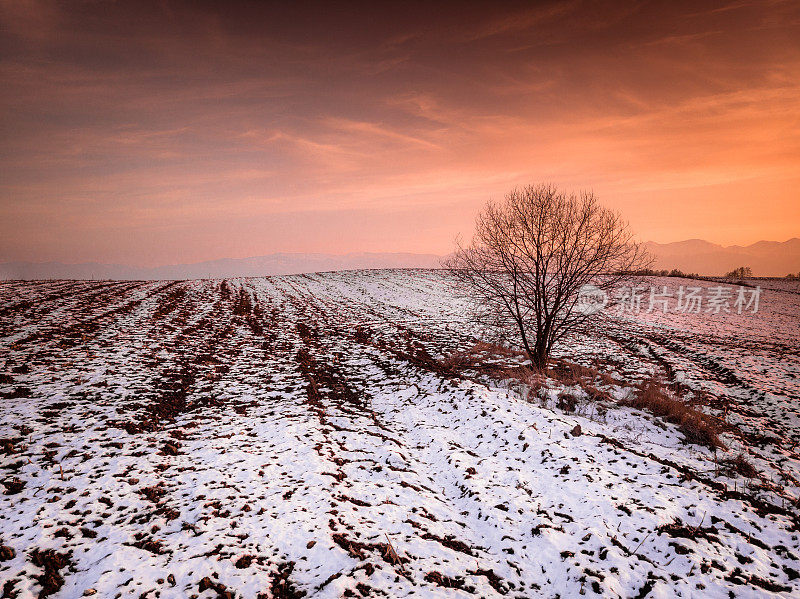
[1,0,799,266]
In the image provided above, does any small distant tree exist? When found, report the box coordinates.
[725,266,752,279]
[444,184,651,369]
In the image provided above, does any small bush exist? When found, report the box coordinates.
[556,391,578,413]
[621,378,724,449]
[626,267,700,278]
[352,326,372,344]
[725,266,752,279]
[721,453,758,478]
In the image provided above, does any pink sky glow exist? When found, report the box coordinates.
[1,1,799,266]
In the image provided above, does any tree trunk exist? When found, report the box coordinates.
[529,344,549,370]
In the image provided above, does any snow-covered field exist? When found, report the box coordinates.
[1,271,799,598]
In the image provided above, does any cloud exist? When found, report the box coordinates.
[1,1,799,264]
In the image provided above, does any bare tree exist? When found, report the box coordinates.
[444,184,651,369]
[725,266,752,279]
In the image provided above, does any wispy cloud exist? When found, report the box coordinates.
[1,0,799,264]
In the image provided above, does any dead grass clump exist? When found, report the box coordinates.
[438,341,525,375]
[568,362,600,383]
[657,517,720,543]
[622,378,724,449]
[261,562,306,599]
[489,366,546,403]
[30,548,71,598]
[438,350,481,374]
[556,391,578,413]
[469,341,523,358]
[581,382,613,403]
[721,453,758,478]
[549,360,617,388]
[424,571,465,589]
[352,326,372,345]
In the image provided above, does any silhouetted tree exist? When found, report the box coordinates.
[725,266,752,279]
[444,184,651,369]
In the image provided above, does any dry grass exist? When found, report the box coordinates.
[468,341,524,358]
[548,360,617,388]
[721,453,758,478]
[483,354,623,411]
[486,366,547,404]
[556,391,578,413]
[436,341,525,376]
[621,378,725,449]
[438,350,482,373]
[493,365,724,448]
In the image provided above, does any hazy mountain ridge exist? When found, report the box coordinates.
[645,238,800,277]
[2,239,798,280]
[0,252,444,280]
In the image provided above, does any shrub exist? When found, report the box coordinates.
[725,266,752,279]
[721,453,758,478]
[556,391,578,412]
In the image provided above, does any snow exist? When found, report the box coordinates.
[1,271,799,598]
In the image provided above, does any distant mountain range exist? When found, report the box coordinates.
[0,252,443,280]
[1,239,798,280]
[644,238,800,277]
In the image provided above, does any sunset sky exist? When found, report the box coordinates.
[1,0,799,266]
